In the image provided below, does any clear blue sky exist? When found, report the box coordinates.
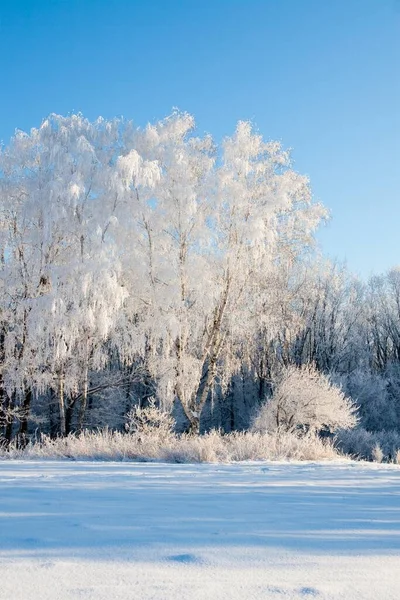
[0,0,399,278]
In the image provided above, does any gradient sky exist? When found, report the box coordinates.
[0,0,399,278]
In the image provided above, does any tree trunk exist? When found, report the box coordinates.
[2,392,14,446]
[187,416,200,435]
[65,401,74,435]
[18,387,32,437]
[0,325,6,439]
[58,372,66,436]
[78,371,88,432]
[49,390,57,438]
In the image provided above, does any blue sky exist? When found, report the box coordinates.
[0,0,399,278]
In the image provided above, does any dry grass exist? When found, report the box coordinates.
[0,429,340,463]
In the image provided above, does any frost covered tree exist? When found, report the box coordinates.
[114,115,327,432]
[366,268,400,371]
[0,114,128,437]
[252,364,358,434]
[288,261,365,373]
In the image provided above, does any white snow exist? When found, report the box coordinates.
[0,460,400,599]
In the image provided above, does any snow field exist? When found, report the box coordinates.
[1,460,400,599]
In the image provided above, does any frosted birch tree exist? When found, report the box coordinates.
[116,115,327,432]
[0,115,128,436]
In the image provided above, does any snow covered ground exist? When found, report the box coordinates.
[0,460,399,600]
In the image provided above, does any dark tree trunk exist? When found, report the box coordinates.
[18,387,32,436]
[2,392,14,446]
[65,400,75,436]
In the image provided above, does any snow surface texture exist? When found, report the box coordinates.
[1,461,400,600]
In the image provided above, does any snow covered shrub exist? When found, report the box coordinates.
[252,364,358,434]
[125,399,175,439]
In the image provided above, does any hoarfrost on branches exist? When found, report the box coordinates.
[1,110,396,446]
[252,364,358,434]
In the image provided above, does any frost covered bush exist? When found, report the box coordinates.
[125,399,175,439]
[252,364,358,435]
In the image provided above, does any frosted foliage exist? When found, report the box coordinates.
[342,370,397,432]
[252,365,358,434]
[106,113,327,430]
[125,399,175,439]
[0,113,128,400]
[0,110,328,436]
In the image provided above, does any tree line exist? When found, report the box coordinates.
[0,112,398,444]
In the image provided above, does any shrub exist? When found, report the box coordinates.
[125,399,175,439]
[252,364,358,435]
